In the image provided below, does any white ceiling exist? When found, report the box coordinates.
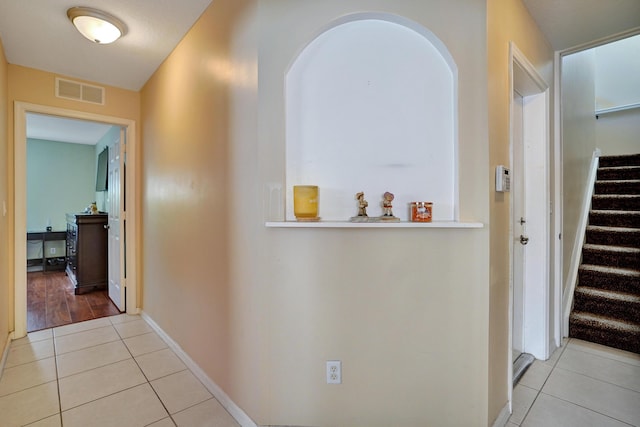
[0,0,212,91]
[521,0,640,51]
[3,0,640,143]
[27,113,114,145]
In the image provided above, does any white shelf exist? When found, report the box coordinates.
[265,221,484,229]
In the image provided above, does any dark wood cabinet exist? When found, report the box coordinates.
[66,213,108,294]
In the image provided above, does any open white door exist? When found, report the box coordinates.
[107,129,125,311]
[512,90,526,361]
[510,44,551,363]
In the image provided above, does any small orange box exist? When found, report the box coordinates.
[410,202,433,222]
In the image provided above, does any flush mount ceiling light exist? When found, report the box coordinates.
[67,6,127,44]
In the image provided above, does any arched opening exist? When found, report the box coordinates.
[285,14,458,221]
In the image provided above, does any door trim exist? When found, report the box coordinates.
[13,102,138,338]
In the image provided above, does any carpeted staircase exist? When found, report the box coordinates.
[569,153,640,354]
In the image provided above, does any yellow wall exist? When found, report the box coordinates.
[0,38,10,353]
[142,0,491,425]
[487,0,554,423]
[6,65,140,334]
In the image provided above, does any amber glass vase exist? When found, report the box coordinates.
[293,185,319,220]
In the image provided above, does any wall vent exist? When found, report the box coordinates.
[55,78,105,105]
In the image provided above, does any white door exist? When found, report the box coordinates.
[510,46,551,362]
[512,90,526,360]
[107,129,125,311]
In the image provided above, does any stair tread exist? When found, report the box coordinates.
[599,166,640,170]
[570,312,640,332]
[592,194,640,199]
[575,286,640,302]
[587,225,640,233]
[580,264,640,277]
[591,209,640,214]
[583,244,640,253]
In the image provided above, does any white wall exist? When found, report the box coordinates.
[285,17,457,221]
[596,109,640,156]
[561,49,597,286]
[595,34,640,110]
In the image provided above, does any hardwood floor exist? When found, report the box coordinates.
[27,271,121,332]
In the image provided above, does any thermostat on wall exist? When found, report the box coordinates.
[496,165,510,192]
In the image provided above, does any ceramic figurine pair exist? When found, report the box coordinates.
[350,191,399,222]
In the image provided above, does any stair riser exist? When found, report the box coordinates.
[578,269,639,293]
[597,167,640,181]
[573,293,640,323]
[594,181,640,195]
[589,212,640,228]
[591,197,640,211]
[569,323,640,354]
[598,168,640,180]
[599,154,640,168]
[586,229,640,247]
[582,250,640,270]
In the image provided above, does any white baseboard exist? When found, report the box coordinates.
[141,312,257,427]
[562,148,601,336]
[492,403,511,427]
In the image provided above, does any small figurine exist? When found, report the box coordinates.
[382,192,394,216]
[356,192,368,217]
[379,191,400,222]
[350,191,370,222]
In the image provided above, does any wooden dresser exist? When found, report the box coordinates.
[66,213,108,294]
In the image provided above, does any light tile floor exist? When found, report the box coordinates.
[0,314,240,427]
[508,338,640,427]
[3,319,639,427]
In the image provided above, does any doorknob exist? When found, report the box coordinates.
[520,235,529,245]
[104,224,110,230]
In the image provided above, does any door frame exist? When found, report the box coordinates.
[13,102,138,338]
[507,42,558,390]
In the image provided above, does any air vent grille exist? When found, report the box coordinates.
[55,78,105,105]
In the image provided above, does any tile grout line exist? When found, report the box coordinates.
[53,327,64,426]
[551,364,640,395]
[51,319,168,421]
[535,390,637,427]
[519,338,639,427]
[517,339,570,425]
[113,316,177,426]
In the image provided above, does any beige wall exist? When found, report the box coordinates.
[6,65,140,335]
[141,0,264,419]
[561,50,597,285]
[487,0,554,423]
[0,39,10,352]
[142,0,492,425]
[596,109,640,156]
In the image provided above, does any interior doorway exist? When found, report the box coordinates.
[13,102,138,339]
[24,115,126,331]
[508,43,553,389]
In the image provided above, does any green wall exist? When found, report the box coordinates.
[26,139,96,232]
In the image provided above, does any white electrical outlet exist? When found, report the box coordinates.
[50,247,56,255]
[326,360,341,384]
